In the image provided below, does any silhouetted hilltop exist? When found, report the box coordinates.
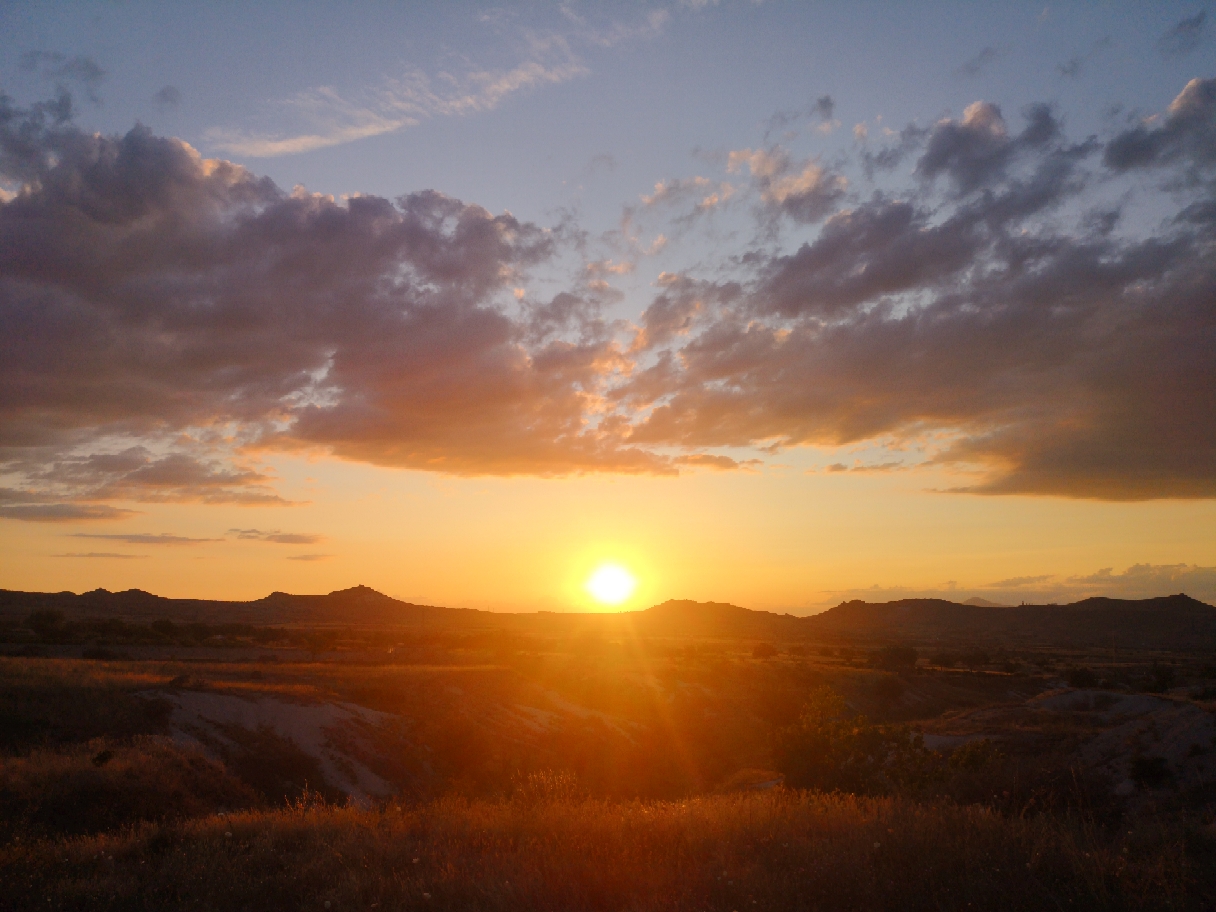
[806,593,1216,648]
[1,586,1213,648]
[630,599,804,638]
[0,585,482,627]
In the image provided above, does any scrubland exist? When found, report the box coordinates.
[3,620,1216,910]
[3,787,1206,911]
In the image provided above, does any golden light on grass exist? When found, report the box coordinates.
[585,563,637,606]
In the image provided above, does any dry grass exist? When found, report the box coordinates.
[2,790,1208,912]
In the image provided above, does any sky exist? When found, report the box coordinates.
[1,1,1215,612]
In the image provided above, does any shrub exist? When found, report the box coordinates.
[0,738,258,837]
[1066,667,1098,688]
[870,645,918,671]
[949,739,1004,771]
[752,643,778,659]
[772,687,928,795]
[873,674,905,704]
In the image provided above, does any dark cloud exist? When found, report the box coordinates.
[956,46,1002,78]
[1,78,1214,505]
[1057,58,1083,79]
[20,52,106,104]
[71,532,218,545]
[916,102,1061,194]
[810,95,835,121]
[229,528,324,544]
[0,93,667,495]
[153,86,182,111]
[623,79,1216,499]
[1104,77,1216,173]
[859,123,930,178]
[1158,11,1206,57]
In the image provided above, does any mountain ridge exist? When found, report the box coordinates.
[1,587,1213,648]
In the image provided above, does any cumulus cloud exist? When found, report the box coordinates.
[727,147,846,223]
[0,92,668,514]
[622,79,1216,499]
[2,75,1214,508]
[1104,77,1216,173]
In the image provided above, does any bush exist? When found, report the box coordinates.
[752,643,778,659]
[0,738,258,837]
[772,687,928,795]
[949,739,1004,771]
[870,645,917,671]
[873,674,905,704]
[1066,667,1098,688]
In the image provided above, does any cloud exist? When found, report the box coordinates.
[672,453,761,471]
[71,532,219,545]
[5,448,291,507]
[208,52,586,157]
[2,76,1214,505]
[727,147,846,223]
[956,46,1003,78]
[21,52,105,104]
[229,528,324,544]
[53,551,147,559]
[153,86,182,111]
[0,97,668,502]
[640,176,734,212]
[1158,11,1206,57]
[1104,77,1216,173]
[0,503,137,523]
[916,102,1060,194]
[286,553,331,561]
[1057,58,1084,79]
[622,80,1216,499]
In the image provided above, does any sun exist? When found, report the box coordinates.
[586,563,637,606]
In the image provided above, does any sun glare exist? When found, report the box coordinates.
[586,564,637,606]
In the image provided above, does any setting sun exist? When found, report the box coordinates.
[586,564,637,606]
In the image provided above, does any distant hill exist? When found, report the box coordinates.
[803,593,1216,648]
[2,586,1213,649]
[626,599,806,638]
[0,585,486,628]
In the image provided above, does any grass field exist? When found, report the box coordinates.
[3,788,1207,912]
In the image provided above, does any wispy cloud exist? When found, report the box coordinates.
[208,53,587,157]
[230,528,325,545]
[71,532,219,545]
[53,551,147,559]
[286,553,331,562]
